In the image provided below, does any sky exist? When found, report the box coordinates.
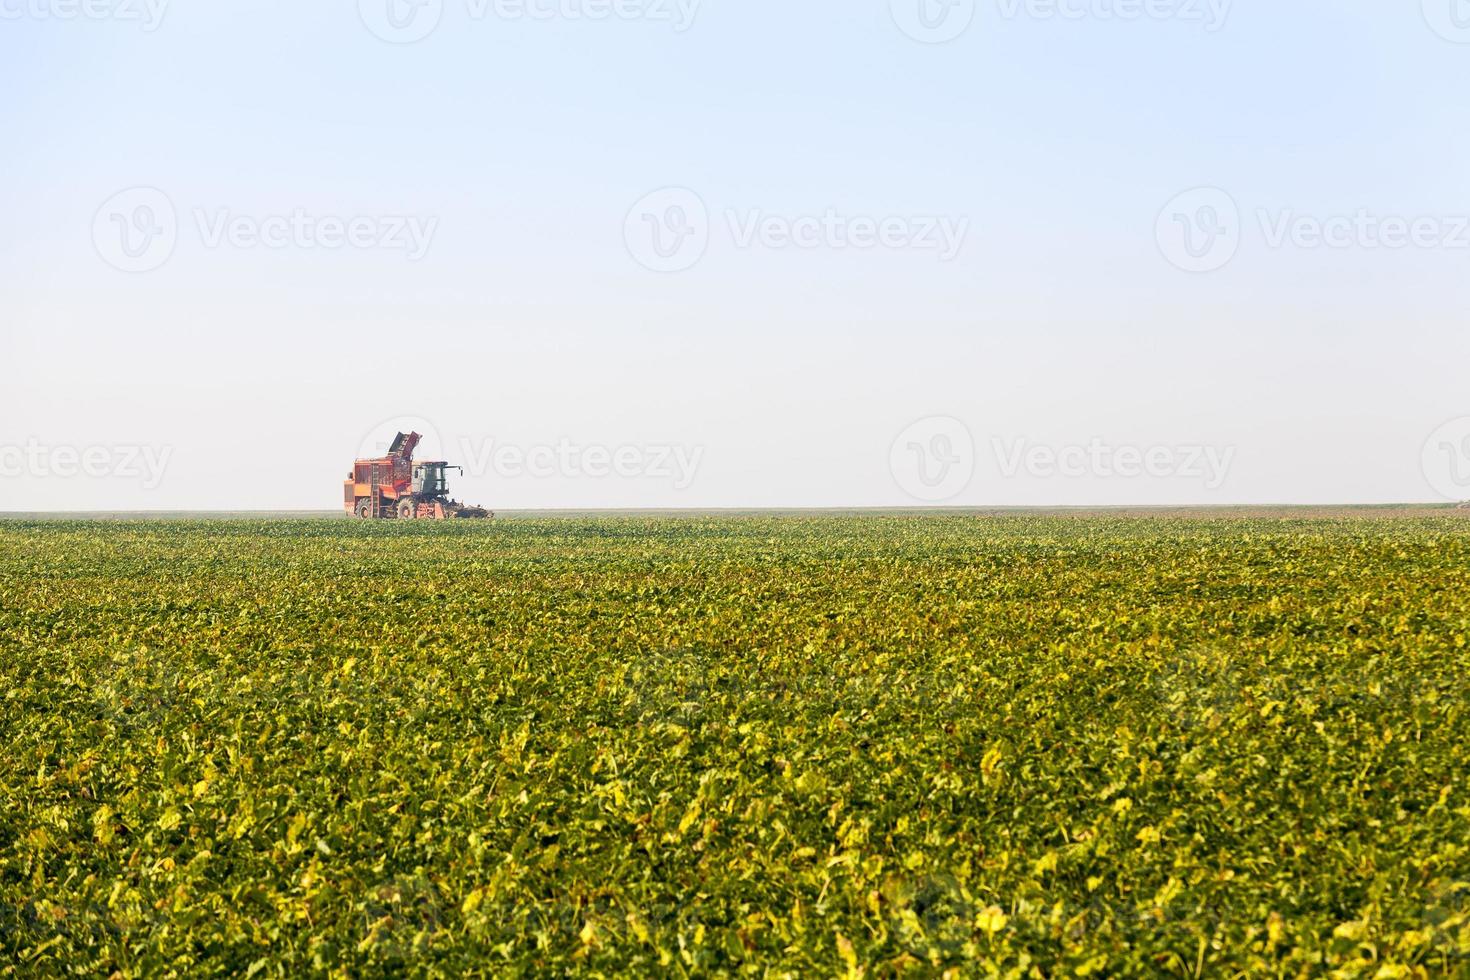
[2,0,1469,510]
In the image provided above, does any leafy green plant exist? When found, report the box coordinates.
[1,514,1467,976]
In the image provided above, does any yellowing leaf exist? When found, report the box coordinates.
[976,906,1008,934]
[461,888,483,915]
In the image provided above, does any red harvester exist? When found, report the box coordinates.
[344,431,491,519]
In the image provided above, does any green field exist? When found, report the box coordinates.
[3,514,1469,977]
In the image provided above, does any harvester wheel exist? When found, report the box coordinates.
[397,500,416,520]
[354,499,373,519]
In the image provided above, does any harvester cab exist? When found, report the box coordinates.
[411,462,459,498]
[344,431,491,520]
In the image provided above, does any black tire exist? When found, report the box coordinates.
[354,499,373,519]
[397,499,416,520]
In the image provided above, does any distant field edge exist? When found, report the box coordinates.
[0,504,1466,521]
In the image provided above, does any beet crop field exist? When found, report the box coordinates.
[2,513,1468,977]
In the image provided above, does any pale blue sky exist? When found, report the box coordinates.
[3,1,1469,509]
